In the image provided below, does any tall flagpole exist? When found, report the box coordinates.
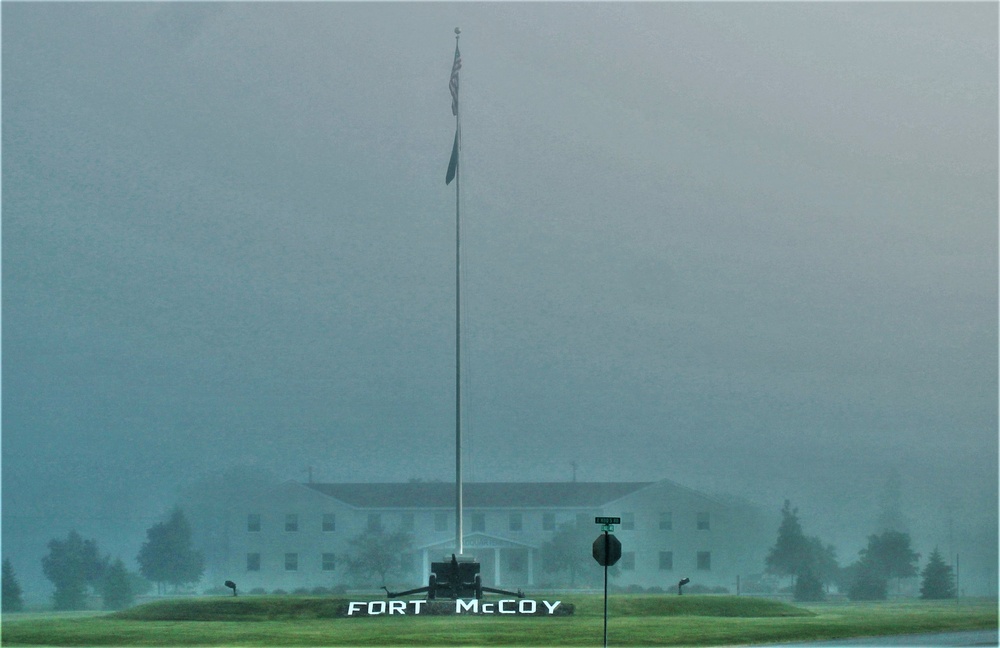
[450,27,463,556]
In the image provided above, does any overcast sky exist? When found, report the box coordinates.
[3,2,997,591]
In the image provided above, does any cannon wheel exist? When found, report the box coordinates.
[474,574,483,600]
[428,574,436,600]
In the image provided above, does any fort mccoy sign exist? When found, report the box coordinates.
[340,599,573,617]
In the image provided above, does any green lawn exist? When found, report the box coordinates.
[1,595,995,646]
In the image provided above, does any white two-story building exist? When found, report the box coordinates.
[224,479,770,593]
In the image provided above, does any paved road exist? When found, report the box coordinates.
[763,629,998,647]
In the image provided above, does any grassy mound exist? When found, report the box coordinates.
[110,594,812,622]
[574,594,814,618]
[110,596,352,621]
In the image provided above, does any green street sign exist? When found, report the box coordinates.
[595,516,621,525]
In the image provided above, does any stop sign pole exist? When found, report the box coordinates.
[594,517,622,648]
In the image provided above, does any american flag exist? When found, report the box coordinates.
[449,43,461,116]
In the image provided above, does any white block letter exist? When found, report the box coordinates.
[519,600,537,614]
[543,600,561,614]
[455,599,478,614]
[481,602,494,614]
[389,600,406,615]
[368,601,386,615]
[347,602,364,616]
[411,600,425,615]
[498,599,515,614]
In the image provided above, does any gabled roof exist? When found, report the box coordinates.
[304,481,654,509]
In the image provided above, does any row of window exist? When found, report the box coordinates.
[245,551,711,572]
[246,552,420,573]
[247,552,339,572]
[248,511,711,533]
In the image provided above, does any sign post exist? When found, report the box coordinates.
[593,517,622,648]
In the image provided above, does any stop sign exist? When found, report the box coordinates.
[593,533,622,566]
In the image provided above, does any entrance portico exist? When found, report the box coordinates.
[418,533,537,588]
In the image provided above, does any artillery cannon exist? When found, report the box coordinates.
[383,554,524,600]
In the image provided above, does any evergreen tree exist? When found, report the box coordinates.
[919,548,956,600]
[41,531,108,610]
[765,501,811,579]
[765,500,838,600]
[100,558,135,610]
[2,558,25,612]
[137,508,205,593]
[875,469,909,533]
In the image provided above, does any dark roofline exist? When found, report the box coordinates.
[303,481,655,509]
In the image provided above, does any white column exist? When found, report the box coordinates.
[494,549,501,586]
[527,549,534,586]
[422,549,429,585]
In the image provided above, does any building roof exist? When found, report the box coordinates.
[303,481,655,509]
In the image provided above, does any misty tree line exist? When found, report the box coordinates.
[764,499,957,602]
[2,507,205,612]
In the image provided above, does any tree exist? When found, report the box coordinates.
[765,501,838,600]
[806,537,840,586]
[920,548,956,600]
[847,555,888,601]
[862,530,919,595]
[137,508,205,593]
[100,558,135,610]
[345,526,414,586]
[765,501,812,579]
[875,469,909,534]
[542,522,596,587]
[2,558,25,612]
[41,531,108,610]
[794,567,825,602]
[848,530,918,600]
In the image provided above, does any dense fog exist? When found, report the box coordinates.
[3,2,996,601]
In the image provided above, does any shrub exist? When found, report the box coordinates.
[848,566,887,601]
[794,570,825,602]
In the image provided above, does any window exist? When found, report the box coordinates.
[622,512,635,530]
[400,512,415,531]
[697,551,711,570]
[470,512,485,532]
[658,551,673,571]
[367,513,382,532]
[246,553,260,571]
[542,512,555,531]
[322,553,336,571]
[247,514,261,532]
[285,514,298,532]
[285,553,298,571]
[434,512,448,532]
[621,551,635,571]
[509,512,522,532]
[659,512,673,530]
[697,512,710,530]
[323,513,336,532]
